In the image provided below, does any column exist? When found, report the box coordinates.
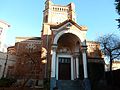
[81,40,91,90]
[50,44,57,90]
[81,46,88,78]
[73,57,76,79]
[76,56,79,79]
[51,45,57,77]
[71,57,74,80]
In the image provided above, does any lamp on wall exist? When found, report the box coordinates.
[66,23,71,29]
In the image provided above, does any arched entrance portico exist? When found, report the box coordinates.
[50,29,89,90]
[56,33,81,80]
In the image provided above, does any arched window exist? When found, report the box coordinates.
[44,15,48,23]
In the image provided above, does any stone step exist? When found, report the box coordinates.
[56,80,84,90]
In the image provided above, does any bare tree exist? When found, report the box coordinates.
[14,51,44,87]
[115,0,120,28]
[97,34,120,72]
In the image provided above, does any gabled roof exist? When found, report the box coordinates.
[50,19,87,31]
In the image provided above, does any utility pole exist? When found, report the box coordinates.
[2,51,8,78]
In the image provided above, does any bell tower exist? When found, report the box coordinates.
[43,0,76,25]
[43,0,53,23]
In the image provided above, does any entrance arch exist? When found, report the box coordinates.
[53,29,85,45]
[50,29,89,90]
[56,33,81,80]
[52,29,86,80]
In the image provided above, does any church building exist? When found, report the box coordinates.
[41,0,104,90]
[7,0,104,89]
[0,20,10,52]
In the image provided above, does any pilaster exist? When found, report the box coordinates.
[50,44,57,90]
[81,40,91,90]
[81,40,88,78]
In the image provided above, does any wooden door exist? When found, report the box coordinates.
[58,57,71,80]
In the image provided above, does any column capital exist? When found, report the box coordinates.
[81,46,87,51]
[81,40,87,52]
[73,52,80,57]
[51,44,57,52]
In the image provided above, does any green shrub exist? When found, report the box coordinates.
[0,78,16,87]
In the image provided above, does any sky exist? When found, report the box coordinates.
[0,0,120,46]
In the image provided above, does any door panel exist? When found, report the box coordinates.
[58,57,71,80]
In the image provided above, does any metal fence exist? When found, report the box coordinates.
[0,87,43,90]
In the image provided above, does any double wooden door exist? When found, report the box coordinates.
[58,57,71,80]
